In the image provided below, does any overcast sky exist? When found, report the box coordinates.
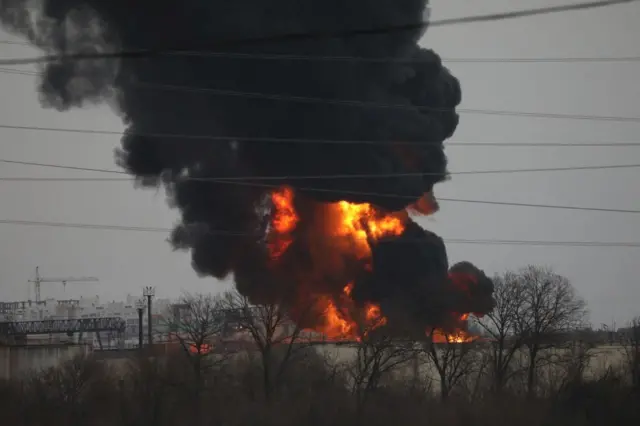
[0,0,638,327]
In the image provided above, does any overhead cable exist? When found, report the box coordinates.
[2,66,639,122]
[2,158,639,179]
[1,158,639,214]
[0,0,637,66]
[0,122,639,148]
[0,218,638,247]
[134,81,640,123]
[3,47,640,65]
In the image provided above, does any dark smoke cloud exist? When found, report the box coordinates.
[1,0,493,331]
[448,261,495,317]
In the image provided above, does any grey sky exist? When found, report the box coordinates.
[0,0,638,327]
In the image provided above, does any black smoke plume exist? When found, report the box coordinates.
[1,0,494,333]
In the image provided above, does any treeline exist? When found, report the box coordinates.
[0,265,638,426]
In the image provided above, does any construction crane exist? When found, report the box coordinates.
[28,266,99,303]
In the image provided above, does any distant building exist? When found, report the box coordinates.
[0,293,173,349]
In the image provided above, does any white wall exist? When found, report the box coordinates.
[0,344,91,380]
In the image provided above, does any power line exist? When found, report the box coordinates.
[0,21,427,66]
[442,56,640,64]
[208,180,640,215]
[444,239,640,248]
[2,175,638,214]
[3,67,640,123]
[437,197,640,214]
[133,81,640,123]
[446,142,640,147]
[0,219,168,233]
[2,158,639,179]
[0,40,27,46]
[429,0,638,27]
[0,159,122,175]
[1,122,639,148]
[1,158,639,214]
[0,67,37,75]
[0,0,636,66]
[7,66,640,121]
[0,218,638,247]
[3,46,640,65]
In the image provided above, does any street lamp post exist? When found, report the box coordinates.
[143,286,155,347]
[135,298,146,350]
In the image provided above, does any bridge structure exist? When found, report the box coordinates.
[0,317,126,336]
[0,317,127,349]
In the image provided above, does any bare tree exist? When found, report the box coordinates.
[164,293,229,422]
[26,355,114,426]
[347,332,416,418]
[124,356,168,426]
[515,266,587,398]
[475,271,526,393]
[422,332,479,401]
[620,316,640,388]
[552,338,595,395]
[220,290,306,401]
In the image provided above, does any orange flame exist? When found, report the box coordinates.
[431,330,473,344]
[333,200,405,260]
[267,186,472,343]
[431,314,475,343]
[268,187,298,259]
[188,342,212,354]
[311,283,388,341]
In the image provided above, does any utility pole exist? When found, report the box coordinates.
[28,266,99,303]
[135,298,146,350]
[143,286,155,347]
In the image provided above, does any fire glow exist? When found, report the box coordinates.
[267,186,471,343]
[0,0,497,351]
